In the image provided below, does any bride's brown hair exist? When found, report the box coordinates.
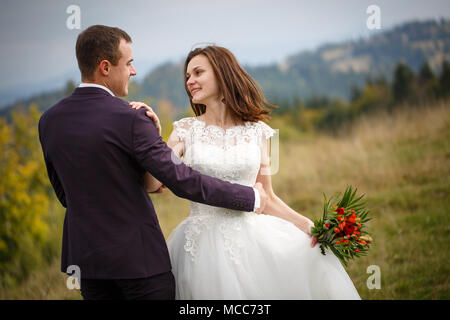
[183,46,277,122]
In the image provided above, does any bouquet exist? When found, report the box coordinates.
[311,185,373,267]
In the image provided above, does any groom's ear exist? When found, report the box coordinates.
[99,60,110,76]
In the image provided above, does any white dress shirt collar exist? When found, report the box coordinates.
[78,83,115,96]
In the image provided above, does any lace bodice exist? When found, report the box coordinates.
[170,117,275,263]
[172,117,274,185]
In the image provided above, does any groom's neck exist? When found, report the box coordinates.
[81,78,101,85]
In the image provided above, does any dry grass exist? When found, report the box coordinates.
[155,100,449,299]
[4,101,449,299]
[267,101,450,299]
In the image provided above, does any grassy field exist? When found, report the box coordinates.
[4,101,449,299]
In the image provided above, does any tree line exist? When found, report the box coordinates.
[271,60,450,135]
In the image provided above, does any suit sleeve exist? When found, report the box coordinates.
[132,109,255,212]
[38,119,67,208]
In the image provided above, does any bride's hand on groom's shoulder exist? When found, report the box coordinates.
[129,101,162,136]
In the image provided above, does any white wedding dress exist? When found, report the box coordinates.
[166,117,361,300]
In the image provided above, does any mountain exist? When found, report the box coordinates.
[0,69,80,108]
[137,19,450,108]
[1,19,449,118]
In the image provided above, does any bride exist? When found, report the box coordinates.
[134,45,361,299]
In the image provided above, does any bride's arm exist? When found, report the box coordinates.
[256,140,317,247]
[256,169,312,232]
[143,129,184,193]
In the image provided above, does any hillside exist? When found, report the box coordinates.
[2,98,448,299]
[137,19,450,108]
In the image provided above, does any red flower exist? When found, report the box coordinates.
[344,224,355,235]
[325,223,330,229]
[348,214,356,224]
[336,207,345,215]
[334,232,344,239]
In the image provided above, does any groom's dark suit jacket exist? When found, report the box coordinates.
[38,87,255,279]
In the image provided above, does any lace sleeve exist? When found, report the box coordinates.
[258,121,275,140]
[172,118,191,142]
[258,121,275,175]
[168,117,194,158]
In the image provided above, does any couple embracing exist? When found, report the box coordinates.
[38,25,360,300]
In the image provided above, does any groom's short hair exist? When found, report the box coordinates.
[76,25,132,80]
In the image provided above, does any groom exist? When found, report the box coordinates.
[38,25,267,300]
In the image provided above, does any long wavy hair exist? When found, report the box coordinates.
[183,45,277,122]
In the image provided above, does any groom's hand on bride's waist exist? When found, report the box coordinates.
[129,101,162,136]
[253,182,267,214]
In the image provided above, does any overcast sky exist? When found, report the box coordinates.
[1,0,449,91]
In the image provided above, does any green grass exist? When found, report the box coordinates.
[3,102,449,299]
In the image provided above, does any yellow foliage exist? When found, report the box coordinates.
[0,105,55,288]
[156,99,177,141]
